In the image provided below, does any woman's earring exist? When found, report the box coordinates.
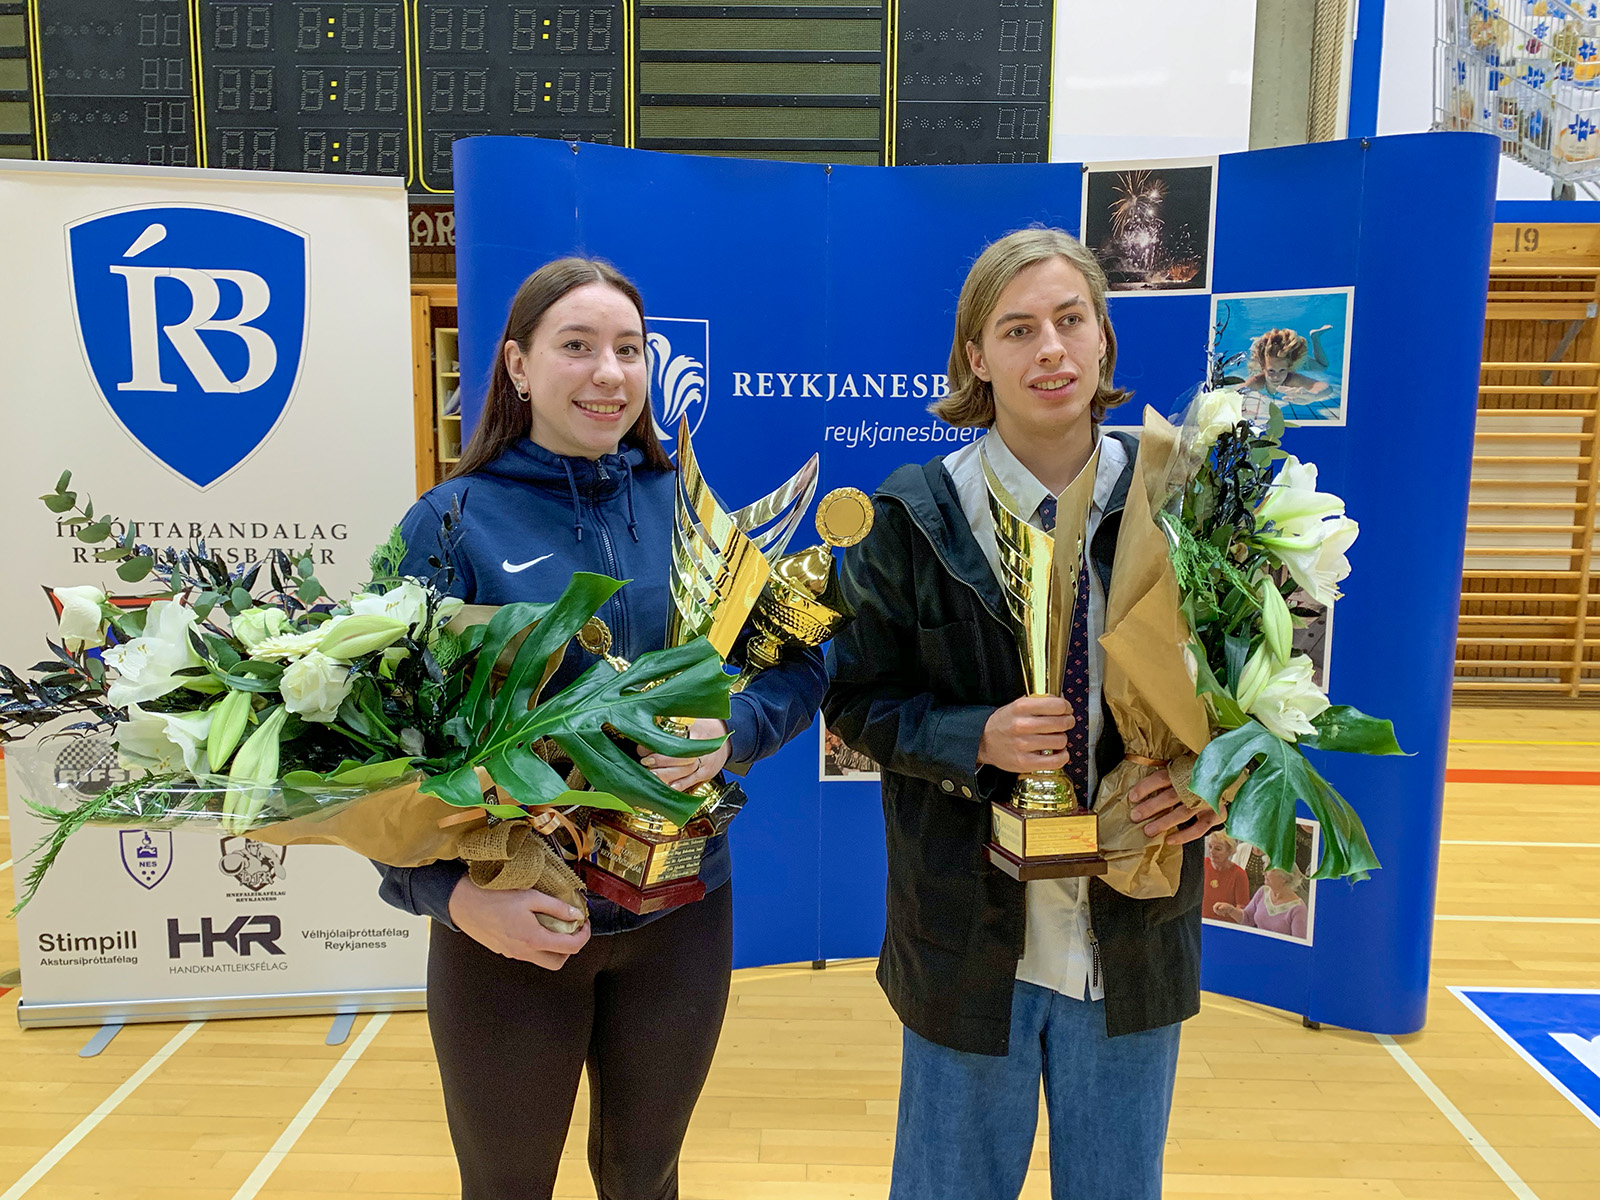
[515,383,528,401]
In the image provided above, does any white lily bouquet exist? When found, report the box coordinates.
[1093,393,1398,898]
[4,473,733,919]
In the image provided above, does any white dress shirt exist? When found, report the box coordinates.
[943,428,1128,1003]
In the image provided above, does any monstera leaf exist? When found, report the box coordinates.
[421,572,733,827]
[1188,718,1380,882]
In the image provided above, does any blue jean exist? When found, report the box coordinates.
[890,981,1181,1200]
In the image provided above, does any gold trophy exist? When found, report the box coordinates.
[575,616,719,913]
[735,487,874,688]
[982,443,1109,882]
[582,415,817,912]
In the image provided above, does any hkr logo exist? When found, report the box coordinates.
[120,830,173,891]
[167,915,284,958]
[646,317,709,445]
[67,205,309,489]
[219,836,287,893]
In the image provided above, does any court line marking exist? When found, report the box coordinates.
[0,1020,204,1200]
[1451,738,1600,746]
[1446,769,1600,785]
[1376,1033,1540,1200]
[227,1011,390,1200]
[1450,987,1600,1134]
[1442,839,1600,849]
[1437,915,1600,924]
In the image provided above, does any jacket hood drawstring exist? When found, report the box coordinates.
[622,456,640,543]
[561,459,584,543]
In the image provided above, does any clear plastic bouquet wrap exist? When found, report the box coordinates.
[1095,392,1400,897]
[3,473,732,924]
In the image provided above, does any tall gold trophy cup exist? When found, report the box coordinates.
[982,444,1109,882]
[582,415,817,913]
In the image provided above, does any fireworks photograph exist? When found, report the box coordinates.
[1081,160,1216,293]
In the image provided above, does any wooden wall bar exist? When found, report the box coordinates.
[1457,224,1600,701]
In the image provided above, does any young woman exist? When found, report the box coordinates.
[824,228,1223,1200]
[377,258,826,1200]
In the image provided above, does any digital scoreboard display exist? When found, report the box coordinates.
[197,2,409,178]
[412,2,625,193]
[893,0,1050,165]
[31,0,196,166]
[26,1,1042,188]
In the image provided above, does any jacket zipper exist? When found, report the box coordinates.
[1087,927,1102,994]
[588,467,626,652]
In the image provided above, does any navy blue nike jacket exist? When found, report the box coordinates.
[374,436,827,935]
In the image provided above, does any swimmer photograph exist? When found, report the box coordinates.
[1210,287,1354,424]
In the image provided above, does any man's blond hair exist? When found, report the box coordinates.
[931,227,1130,428]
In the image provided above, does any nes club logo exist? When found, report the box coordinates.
[646,316,709,445]
[66,204,309,489]
[120,830,174,891]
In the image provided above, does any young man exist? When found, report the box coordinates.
[824,228,1223,1200]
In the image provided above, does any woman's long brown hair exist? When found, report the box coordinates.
[451,258,674,479]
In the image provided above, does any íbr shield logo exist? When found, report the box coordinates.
[647,317,710,444]
[67,205,309,488]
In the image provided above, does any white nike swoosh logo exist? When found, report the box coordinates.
[502,553,555,574]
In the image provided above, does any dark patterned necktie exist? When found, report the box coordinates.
[1036,495,1091,806]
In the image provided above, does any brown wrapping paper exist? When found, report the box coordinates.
[245,764,591,925]
[1094,406,1215,898]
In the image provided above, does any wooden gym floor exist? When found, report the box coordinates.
[0,707,1596,1200]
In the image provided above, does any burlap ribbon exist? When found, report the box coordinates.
[456,819,590,933]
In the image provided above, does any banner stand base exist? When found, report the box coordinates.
[16,986,426,1030]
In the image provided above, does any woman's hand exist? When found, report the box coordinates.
[1212,902,1246,924]
[637,718,730,792]
[977,696,1074,775]
[448,877,590,969]
[1128,768,1225,846]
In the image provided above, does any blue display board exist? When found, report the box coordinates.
[452,132,1499,1033]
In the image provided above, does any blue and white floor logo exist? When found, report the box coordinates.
[120,830,173,890]
[646,317,709,444]
[1454,988,1600,1128]
[67,205,309,488]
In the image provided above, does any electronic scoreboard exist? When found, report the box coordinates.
[22,1,1053,187]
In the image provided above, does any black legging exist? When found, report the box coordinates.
[426,882,734,1200]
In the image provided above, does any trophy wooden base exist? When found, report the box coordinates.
[582,861,708,914]
[984,842,1109,881]
[986,800,1107,881]
[585,811,709,915]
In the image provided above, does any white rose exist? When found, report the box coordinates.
[231,607,287,651]
[115,703,213,773]
[1245,653,1330,743]
[103,600,205,706]
[349,580,428,631]
[55,584,108,652]
[279,650,353,723]
[1191,387,1245,448]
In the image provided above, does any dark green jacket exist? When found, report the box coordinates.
[823,438,1202,1055]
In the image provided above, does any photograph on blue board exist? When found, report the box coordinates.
[1081,158,1215,294]
[1209,287,1353,425]
[821,723,879,781]
[1202,818,1319,945]
[1290,587,1333,692]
